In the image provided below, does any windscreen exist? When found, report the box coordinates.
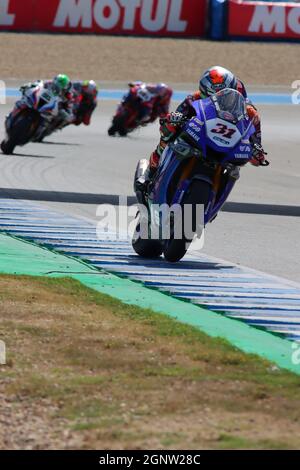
[212,88,246,123]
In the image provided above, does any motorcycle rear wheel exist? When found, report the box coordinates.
[132,221,163,258]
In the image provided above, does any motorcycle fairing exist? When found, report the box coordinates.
[23,86,59,117]
[191,94,255,163]
[149,89,257,226]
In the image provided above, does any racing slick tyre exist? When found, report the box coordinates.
[1,111,39,155]
[108,125,117,136]
[132,221,163,258]
[163,180,211,263]
[108,119,128,137]
[1,139,15,155]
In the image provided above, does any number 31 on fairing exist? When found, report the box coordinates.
[206,119,242,147]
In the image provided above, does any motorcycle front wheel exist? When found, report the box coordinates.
[163,180,211,263]
[108,106,138,137]
[1,111,40,155]
[108,114,129,136]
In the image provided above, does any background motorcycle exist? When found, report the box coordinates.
[132,89,269,263]
[37,95,95,142]
[108,86,155,137]
[72,94,95,126]
[1,85,60,154]
[34,106,72,142]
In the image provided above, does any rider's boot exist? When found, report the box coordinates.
[32,123,48,142]
[135,150,160,195]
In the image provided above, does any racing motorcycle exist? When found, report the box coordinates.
[108,85,155,137]
[36,93,92,142]
[1,84,60,154]
[132,88,269,263]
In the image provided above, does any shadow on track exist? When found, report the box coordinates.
[0,188,299,217]
[40,141,82,146]
[110,256,232,271]
[10,153,55,159]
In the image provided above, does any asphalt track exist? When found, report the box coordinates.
[0,96,299,282]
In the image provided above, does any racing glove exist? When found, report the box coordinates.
[159,112,186,142]
[250,143,269,166]
[162,111,185,126]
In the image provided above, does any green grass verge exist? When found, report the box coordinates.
[1,274,300,450]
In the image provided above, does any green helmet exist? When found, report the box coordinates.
[52,74,71,95]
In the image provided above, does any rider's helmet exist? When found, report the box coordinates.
[156,83,172,100]
[52,74,72,96]
[128,81,143,89]
[136,84,153,103]
[199,66,238,98]
[82,80,98,97]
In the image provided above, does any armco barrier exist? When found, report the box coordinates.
[228,0,300,40]
[0,0,207,37]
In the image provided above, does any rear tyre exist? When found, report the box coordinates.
[163,180,211,263]
[34,128,48,143]
[118,127,128,137]
[132,222,163,258]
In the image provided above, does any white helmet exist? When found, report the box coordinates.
[82,80,98,96]
[136,84,153,103]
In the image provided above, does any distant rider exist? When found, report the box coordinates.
[126,81,173,124]
[8,74,74,138]
[72,80,98,126]
[21,74,73,122]
[137,66,267,190]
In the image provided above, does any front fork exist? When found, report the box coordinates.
[173,156,198,204]
[176,160,239,225]
[205,165,239,224]
[5,104,22,133]
[5,101,34,134]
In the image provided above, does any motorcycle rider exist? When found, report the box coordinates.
[9,74,75,138]
[45,74,74,127]
[127,81,173,124]
[72,80,98,126]
[137,66,267,191]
